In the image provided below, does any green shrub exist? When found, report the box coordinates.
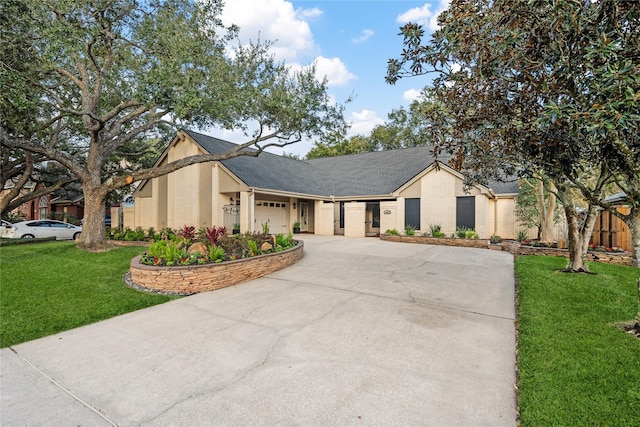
[404,224,416,236]
[46,211,81,225]
[385,229,399,235]
[456,227,468,238]
[429,224,444,237]
[209,245,226,263]
[139,226,296,267]
[490,235,503,244]
[247,239,259,256]
[158,227,176,240]
[148,240,169,259]
[3,212,26,223]
[275,232,296,249]
[517,229,529,242]
[122,226,146,241]
[465,229,479,239]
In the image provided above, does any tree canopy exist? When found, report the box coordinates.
[306,94,444,159]
[386,0,640,272]
[0,0,347,249]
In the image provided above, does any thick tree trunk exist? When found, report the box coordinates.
[564,204,589,272]
[76,184,110,251]
[557,183,600,273]
[538,180,557,243]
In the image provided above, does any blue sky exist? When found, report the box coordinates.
[209,0,450,157]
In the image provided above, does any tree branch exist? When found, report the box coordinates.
[0,131,87,181]
[2,177,78,215]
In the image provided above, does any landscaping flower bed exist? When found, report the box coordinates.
[124,225,303,295]
[380,232,636,266]
[380,233,490,249]
[127,240,303,295]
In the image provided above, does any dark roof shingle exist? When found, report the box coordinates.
[183,129,518,197]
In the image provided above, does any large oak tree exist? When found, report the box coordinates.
[0,0,346,250]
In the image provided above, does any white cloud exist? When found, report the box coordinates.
[314,56,357,86]
[352,29,374,43]
[403,89,422,102]
[220,0,319,62]
[347,110,384,136]
[299,7,322,19]
[397,1,451,31]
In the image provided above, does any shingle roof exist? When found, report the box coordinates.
[306,146,439,196]
[183,129,326,195]
[183,129,519,197]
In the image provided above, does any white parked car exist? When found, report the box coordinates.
[1,220,13,238]
[6,220,82,240]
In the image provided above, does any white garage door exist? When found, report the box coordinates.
[255,200,288,233]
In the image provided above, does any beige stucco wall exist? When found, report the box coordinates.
[488,199,496,237]
[474,195,490,238]
[197,163,212,228]
[212,166,243,228]
[240,191,255,232]
[315,201,335,236]
[344,202,366,237]
[494,197,518,239]
[420,169,458,234]
[123,206,135,228]
[166,140,201,227]
[154,174,168,228]
[379,201,398,233]
[400,180,421,199]
[133,197,156,228]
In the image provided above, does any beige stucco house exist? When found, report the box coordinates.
[124,129,519,238]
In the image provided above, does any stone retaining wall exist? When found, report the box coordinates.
[380,234,490,249]
[380,235,637,267]
[506,242,636,266]
[129,241,304,295]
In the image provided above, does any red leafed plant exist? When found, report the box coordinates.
[205,225,227,246]
[178,225,196,241]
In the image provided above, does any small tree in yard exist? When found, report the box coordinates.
[516,175,561,244]
[0,0,347,251]
[386,0,639,277]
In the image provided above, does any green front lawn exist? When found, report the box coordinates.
[0,241,175,348]
[516,256,640,426]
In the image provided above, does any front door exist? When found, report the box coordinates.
[300,202,308,231]
[365,202,380,236]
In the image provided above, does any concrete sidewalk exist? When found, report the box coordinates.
[1,235,517,426]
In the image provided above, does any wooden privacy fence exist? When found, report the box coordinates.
[590,206,632,252]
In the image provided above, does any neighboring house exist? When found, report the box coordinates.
[1,180,84,224]
[1,181,52,221]
[590,192,633,252]
[127,129,520,238]
[50,193,85,224]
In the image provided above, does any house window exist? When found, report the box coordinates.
[38,196,48,220]
[339,202,345,229]
[456,196,476,229]
[405,198,420,229]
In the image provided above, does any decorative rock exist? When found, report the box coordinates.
[261,242,273,251]
[187,242,208,256]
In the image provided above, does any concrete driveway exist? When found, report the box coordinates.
[1,235,517,426]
